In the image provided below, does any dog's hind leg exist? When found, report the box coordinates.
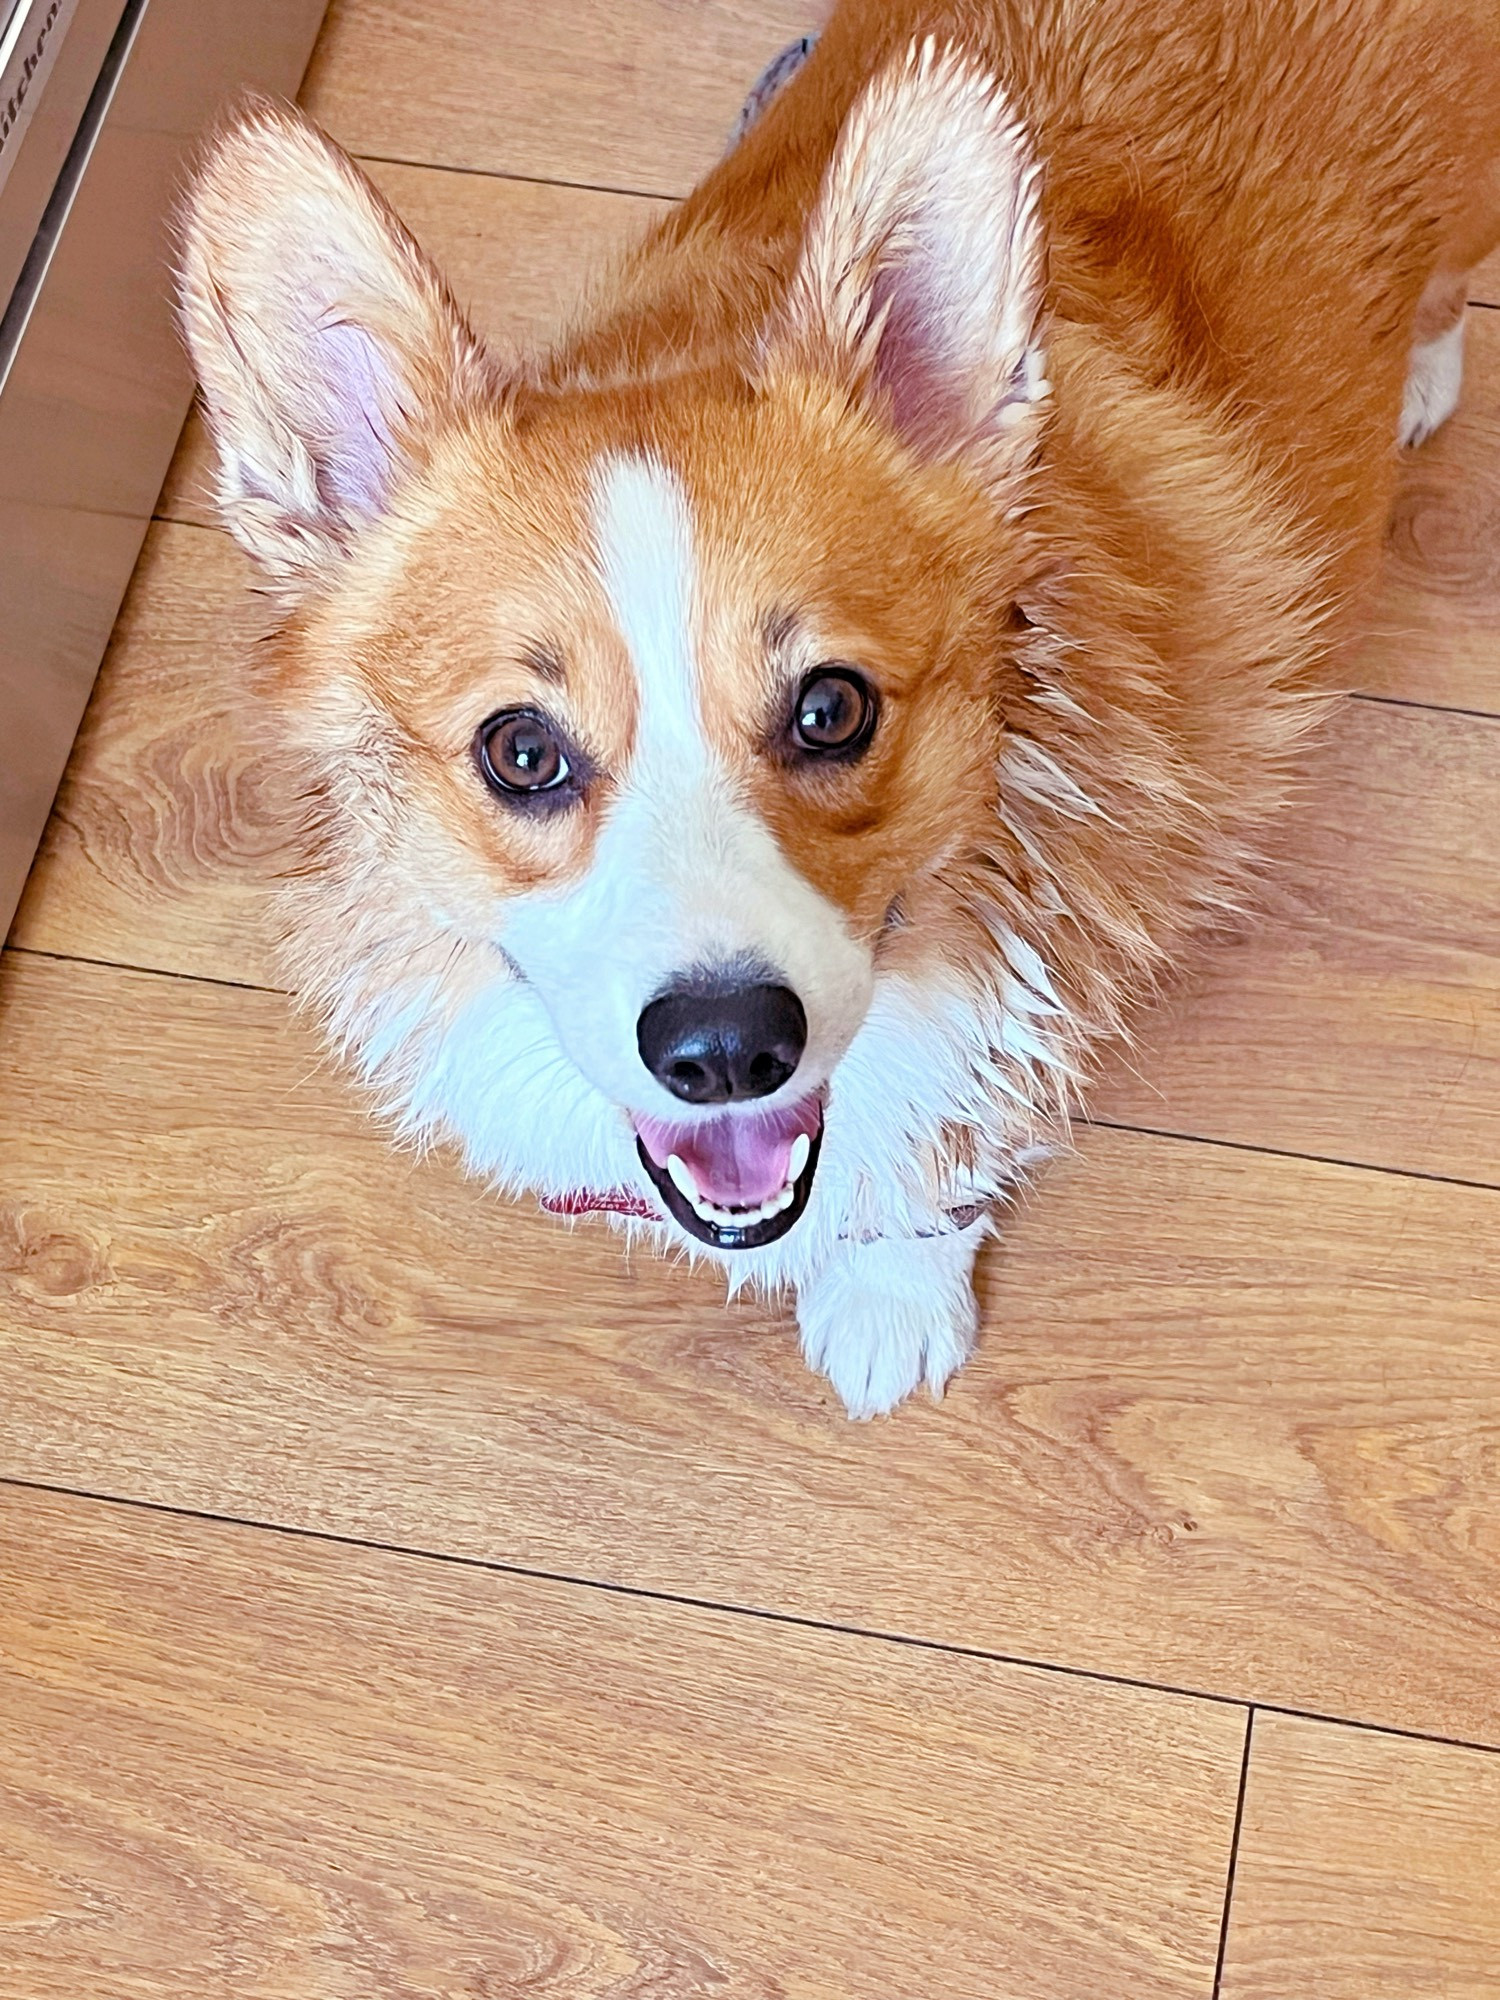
[1400,272,1468,447]
[795,1217,990,1419]
[1401,162,1500,448]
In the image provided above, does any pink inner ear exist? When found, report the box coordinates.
[869,254,970,459]
[307,317,400,517]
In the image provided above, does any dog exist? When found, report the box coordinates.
[177,0,1500,1415]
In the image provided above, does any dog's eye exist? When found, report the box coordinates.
[790,669,878,758]
[476,709,573,798]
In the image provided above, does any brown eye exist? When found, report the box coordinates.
[476,709,573,799]
[790,669,878,758]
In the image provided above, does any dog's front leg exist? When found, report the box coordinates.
[795,1216,991,1419]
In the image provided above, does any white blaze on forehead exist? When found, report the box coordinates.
[590,453,711,780]
[498,447,874,1120]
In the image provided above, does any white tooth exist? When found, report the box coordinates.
[678,1180,807,1232]
[789,1133,811,1181]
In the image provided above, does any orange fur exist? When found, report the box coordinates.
[177,0,1500,1408]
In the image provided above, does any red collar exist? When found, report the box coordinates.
[540,1187,660,1220]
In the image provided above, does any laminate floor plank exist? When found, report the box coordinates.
[3,951,1498,1746]
[9,526,279,987]
[9,0,1500,1987]
[1219,1715,1500,2000]
[1092,697,1500,1183]
[1363,310,1500,715]
[299,0,809,197]
[0,1486,1245,2000]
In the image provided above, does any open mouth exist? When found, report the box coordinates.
[634,1095,824,1251]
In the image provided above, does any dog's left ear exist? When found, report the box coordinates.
[178,99,493,599]
[768,38,1048,483]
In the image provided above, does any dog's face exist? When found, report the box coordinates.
[179,49,1052,1267]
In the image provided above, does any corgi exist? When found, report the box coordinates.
[177,0,1500,1416]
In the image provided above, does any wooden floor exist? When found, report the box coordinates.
[4,3,1500,1994]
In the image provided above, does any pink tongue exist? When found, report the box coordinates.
[636,1096,821,1210]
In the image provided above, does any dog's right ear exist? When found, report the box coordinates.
[766,40,1048,490]
[178,101,492,599]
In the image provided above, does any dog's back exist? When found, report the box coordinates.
[582,0,1500,600]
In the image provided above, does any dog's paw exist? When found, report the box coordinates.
[796,1224,986,1419]
[1399,316,1465,447]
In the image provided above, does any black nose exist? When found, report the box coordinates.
[637,981,807,1105]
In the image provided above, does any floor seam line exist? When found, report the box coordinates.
[145,509,221,537]
[4,944,286,997]
[350,150,678,205]
[1085,1115,1500,1197]
[1349,690,1500,724]
[1210,1709,1255,2000]
[5,1476,1497,1756]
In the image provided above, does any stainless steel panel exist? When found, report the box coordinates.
[0,0,329,941]
[0,0,128,314]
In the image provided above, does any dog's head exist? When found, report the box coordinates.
[178,46,1056,1267]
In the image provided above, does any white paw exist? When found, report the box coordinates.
[795,1223,987,1418]
[1399,316,1465,447]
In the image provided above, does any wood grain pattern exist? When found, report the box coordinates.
[4,949,1499,1745]
[300,0,809,197]
[1220,1716,1500,2000]
[9,0,1500,1983]
[0,1487,1245,2000]
[1362,308,1500,714]
[159,163,668,531]
[9,524,281,985]
[15,515,1500,1186]
[1092,697,1500,1182]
